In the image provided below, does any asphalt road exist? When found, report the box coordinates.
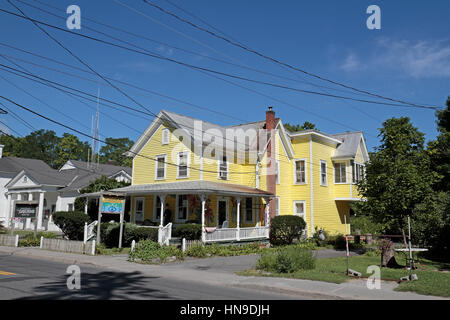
[0,254,300,300]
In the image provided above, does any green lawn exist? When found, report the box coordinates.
[238,254,450,297]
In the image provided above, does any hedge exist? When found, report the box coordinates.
[269,215,306,246]
[172,224,201,240]
[53,211,91,240]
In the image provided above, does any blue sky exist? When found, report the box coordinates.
[0,0,449,153]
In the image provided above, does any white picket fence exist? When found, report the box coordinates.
[0,234,19,247]
[40,237,96,255]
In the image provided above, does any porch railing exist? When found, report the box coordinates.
[239,226,269,240]
[84,220,98,244]
[159,223,172,246]
[204,228,237,242]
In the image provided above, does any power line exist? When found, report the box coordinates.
[0,95,257,175]
[0,7,434,110]
[142,0,439,110]
[0,101,36,131]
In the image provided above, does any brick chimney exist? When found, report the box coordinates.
[265,106,276,219]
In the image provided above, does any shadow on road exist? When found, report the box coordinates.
[17,270,174,300]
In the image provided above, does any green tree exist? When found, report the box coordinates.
[0,133,23,157]
[54,133,90,169]
[355,117,436,234]
[284,121,316,132]
[19,130,60,168]
[99,137,133,167]
[428,97,450,192]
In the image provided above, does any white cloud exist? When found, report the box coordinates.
[339,38,450,78]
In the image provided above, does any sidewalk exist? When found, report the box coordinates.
[0,246,446,300]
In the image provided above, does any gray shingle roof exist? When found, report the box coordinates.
[111,180,273,197]
[331,132,364,159]
[64,160,132,176]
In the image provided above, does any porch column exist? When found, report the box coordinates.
[264,197,270,238]
[37,191,44,230]
[158,194,166,245]
[84,198,88,214]
[236,197,241,241]
[201,194,206,243]
[6,193,11,228]
[26,193,32,229]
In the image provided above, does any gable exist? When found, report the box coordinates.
[6,171,39,188]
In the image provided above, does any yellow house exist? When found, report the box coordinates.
[113,107,368,243]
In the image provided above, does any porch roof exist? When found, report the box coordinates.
[110,180,274,198]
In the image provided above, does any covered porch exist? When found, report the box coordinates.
[112,181,273,244]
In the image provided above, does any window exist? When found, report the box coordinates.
[276,160,280,184]
[218,156,228,180]
[177,152,189,178]
[162,128,170,145]
[320,160,327,186]
[177,195,188,221]
[23,176,28,183]
[68,203,73,211]
[294,159,306,184]
[293,200,306,220]
[155,155,166,180]
[134,198,145,223]
[352,161,364,183]
[154,196,161,220]
[244,197,253,223]
[334,162,347,183]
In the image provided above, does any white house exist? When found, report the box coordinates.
[0,145,132,231]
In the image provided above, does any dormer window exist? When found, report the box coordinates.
[162,128,170,145]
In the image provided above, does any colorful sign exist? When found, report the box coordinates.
[101,196,125,214]
[14,203,38,218]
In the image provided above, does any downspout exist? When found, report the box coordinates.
[309,135,314,237]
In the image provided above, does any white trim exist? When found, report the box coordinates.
[320,160,328,186]
[275,196,280,216]
[276,160,280,185]
[133,197,145,224]
[154,154,167,180]
[289,131,342,145]
[176,151,190,179]
[127,118,164,158]
[293,200,306,220]
[293,158,307,185]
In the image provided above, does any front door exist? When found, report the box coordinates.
[218,200,227,227]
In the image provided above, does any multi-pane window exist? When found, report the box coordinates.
[177,195,188,220]
[155,155,166,180]
[177,152,188,178]
[162,128,170,145]
[244,197,253,222]
[219,156,228,180]
[293,201,305,220]
[334,162,347,183]
[320,160,327,186]
[294,159,306,184]
[352,161,364,183]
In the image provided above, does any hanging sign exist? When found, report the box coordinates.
[101,196,125,214]
[14,202,38,218]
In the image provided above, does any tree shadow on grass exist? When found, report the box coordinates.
[17,270,174,300]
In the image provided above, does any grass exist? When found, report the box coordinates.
[95,244,131,255]
[239,253,450,297]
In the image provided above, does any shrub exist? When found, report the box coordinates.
[313,227,330,247]
[350,215,383,235]
[173,224,202,240]
[101,223,158,247]
[129,239,183,263]
[53,211,91,240]
[329,234,347,250]
[257,247,316,273]
[269,215,306,246]
[18,238,41,247]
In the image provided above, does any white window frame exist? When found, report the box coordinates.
[177,151,190,179]
[175,194,189,222]
[293,200,306,220]
[352,161,364,184]
[162,128,170,145]
[276,160,280,184]
[320,160,328,186]
[293,158,307,185]
[217,156,229,180]
[134,197,145,224]
[243,197,255,224]
[154,154,167,180]
[334,162,347,184]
